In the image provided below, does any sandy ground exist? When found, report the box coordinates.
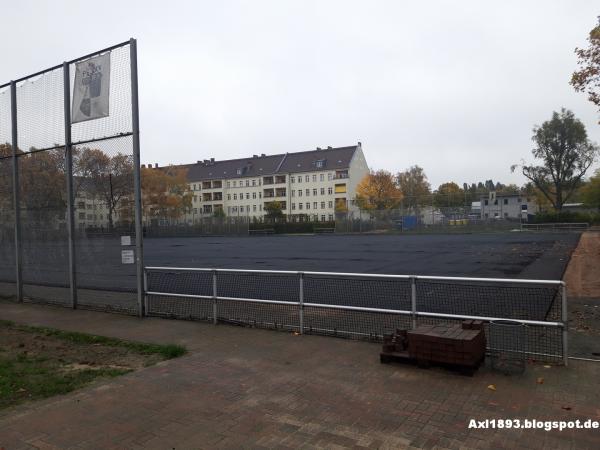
[563,230,600,298]
[562,230,600,358]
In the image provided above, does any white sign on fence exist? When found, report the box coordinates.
[72,52,111,123]
[121,249,135,264]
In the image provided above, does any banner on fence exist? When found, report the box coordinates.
[72,52,111,123]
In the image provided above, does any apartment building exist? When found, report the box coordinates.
[480,192,538,219]
[179,143,369,223]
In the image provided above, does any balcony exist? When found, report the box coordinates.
[202,181,212,189]
[263,188,275,198]
[213,192,223,201]
[275,175,286,184]
[263,176,274,185]
[335,171,349,179]
[334,184,347,194]
[202,193,213,202]
[212,181,222,189]
[275,188,287,197]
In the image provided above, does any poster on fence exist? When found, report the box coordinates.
[71,52,111,123]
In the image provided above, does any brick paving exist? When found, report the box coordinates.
[1,301,600,449]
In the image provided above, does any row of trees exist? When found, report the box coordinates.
[0,144,198,229]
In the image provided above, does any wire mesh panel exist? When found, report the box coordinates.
[146,269,213,319]
[0,87,15,299]
[73,135,138,314]
[490,320,527,374]
[19,149,70,305]
[415,279,561,321]
[1,41,141,314]
[303,306,411,339]
[304,274,411,309]
[16,70,65,152]
[215,271,299,329]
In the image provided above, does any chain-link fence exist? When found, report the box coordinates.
[334,192,526,233]
[145,267,568,364]
[0,40,143,315]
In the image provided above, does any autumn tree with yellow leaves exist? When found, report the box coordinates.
[355,170,403,210]
[141,166,192,223]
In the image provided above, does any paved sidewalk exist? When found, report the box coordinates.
[1,301,600,449]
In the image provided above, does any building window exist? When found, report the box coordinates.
[313,202,317,209]
[320,188,325,195]
[321,202,325,209]
[313,189,317,196]
[298,190,302,197]
[236,168,242,175]
[246,193,250,200]
[306,189,310,196]
[312,174,317,182]
[484,199,488,206]
[503,198,508,205]
[227,182,230,188]
[299,203,303,210]
[305,175,309,182]
[494,199,498,205]
[320,173,324,181]
[193,184,197,191]
[227,194,231,200]
[328,201,333,208]
[328,214,333,221]
[316,160,324,168]
[321,215,326,221]
[252,179,256,186]
[504,212,509,217]
[246,180,249,187]
[328,173,333,181]
[328,187,333,195]
[233,181,237,187]
[240,206,244,212]
[306,203,310,210]
[234,194,237,200]
[252,192,256,199]
[253,205,257,212]
[297,176,301,184]
[292,203,296,210]
[291,176,295,183]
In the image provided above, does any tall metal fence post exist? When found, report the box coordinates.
[562,283,568,367]
[212,270,218,324]
[410,276,417,329]
[63,62,78,309]
[10,81,23,302]
[299,272,304,334]
[130,38,145,318]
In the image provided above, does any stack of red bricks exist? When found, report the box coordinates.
[407,321,486,368]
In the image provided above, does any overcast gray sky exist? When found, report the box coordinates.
[2,1,599,188]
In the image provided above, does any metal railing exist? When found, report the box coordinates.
[143,267,568,365]
[521,222,589,231]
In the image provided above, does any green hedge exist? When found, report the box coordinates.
[532,210,600,225]
[250,221,336,234]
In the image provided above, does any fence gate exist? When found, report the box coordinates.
[0,39,144,315]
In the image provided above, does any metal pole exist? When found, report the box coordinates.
[10,81,23,302]
[299,272,304,334]
[562,283,568,367]
[212,269,218,324]
[143,269,148,317]
[63,63,78,309]
[410,276,417,329]
[130,38,145,318]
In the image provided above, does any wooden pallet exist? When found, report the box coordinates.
[380,350,483,376]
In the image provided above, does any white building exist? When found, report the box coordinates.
[480,192,538,219]
[176,143,369,223]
